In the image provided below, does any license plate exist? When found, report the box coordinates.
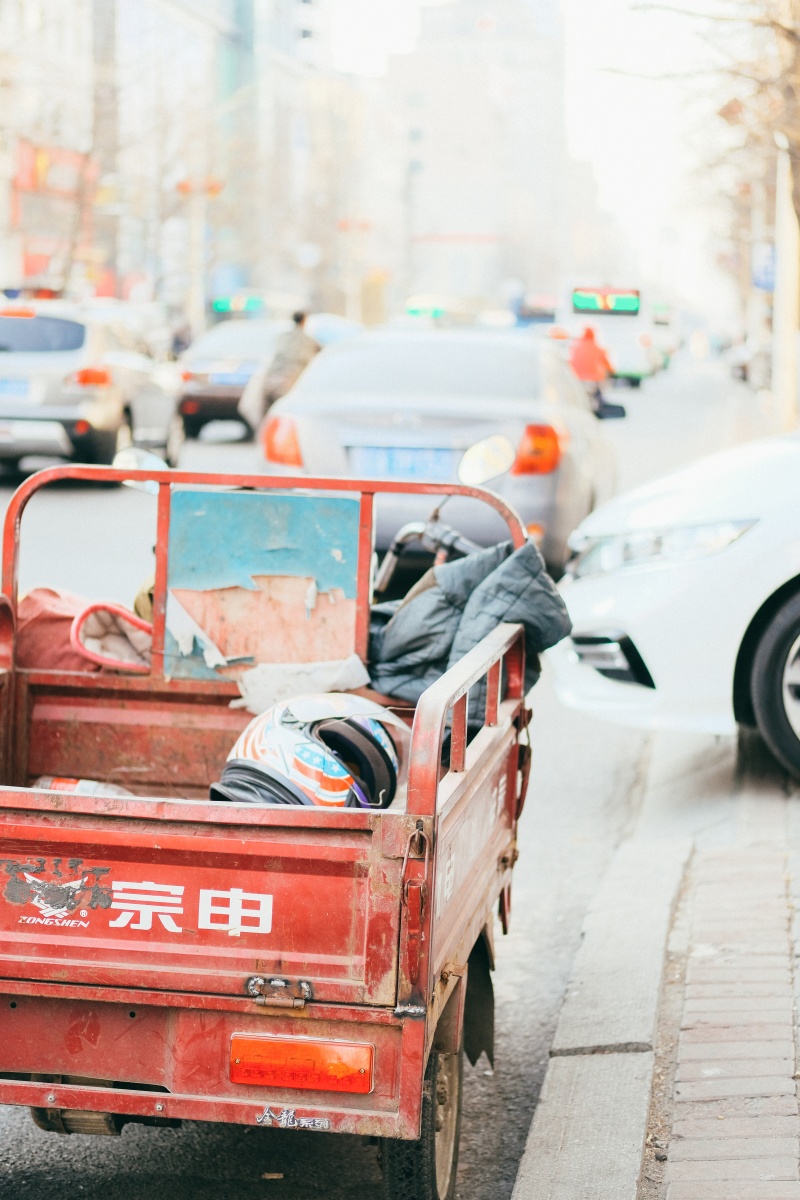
[350,446,457,481]
[209,372,250,387]
[0,378,29,396]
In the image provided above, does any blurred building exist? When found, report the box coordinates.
[0,0,363,323]
[366,0,570,309]
[0,0,94,291]
[565,158,637,289]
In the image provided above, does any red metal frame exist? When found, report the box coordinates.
[0,466,530,1140]
[1,464,526,668]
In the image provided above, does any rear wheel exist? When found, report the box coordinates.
[381,1047,463,1200]
[751,592,800,777]
[90,414,133,465]
[182,414,204,440]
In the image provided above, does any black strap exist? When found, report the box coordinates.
[314,719,396,809]
[209,759,316,806]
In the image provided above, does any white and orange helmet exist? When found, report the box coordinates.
[210,693,404,809]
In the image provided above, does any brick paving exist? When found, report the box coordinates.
[663,850,799,1200]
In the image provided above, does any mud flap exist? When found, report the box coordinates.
[463,933,494,1068]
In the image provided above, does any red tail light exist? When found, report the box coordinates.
[230,1034,373,1094]
[181,369,195,381]
[262,414,303,466]
[71,366,112,387]
[180,399,200,415]
[511,424,565,475]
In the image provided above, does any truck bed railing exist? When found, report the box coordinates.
[1,465,526,675]
[407,622,525,817]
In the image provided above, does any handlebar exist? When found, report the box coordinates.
[374,519,484,595]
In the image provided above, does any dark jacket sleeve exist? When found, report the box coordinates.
[368,540,571,701]
[447,540,572,691]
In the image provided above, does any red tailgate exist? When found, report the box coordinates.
[0,792,404,1006]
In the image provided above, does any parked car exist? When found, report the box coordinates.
[547,432,800,775]
[259,329,618,571]
[0,300,182,468]
[178,318,289,437]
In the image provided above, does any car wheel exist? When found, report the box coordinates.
[182,414,203,440]
[751,592,800,777]
[89,415,133,466]
[381,1045,463,1200]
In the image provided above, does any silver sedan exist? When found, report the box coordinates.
[258,329,618,571]
[0,300,182,467]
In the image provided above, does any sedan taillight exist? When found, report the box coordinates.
[511,424,565,475]
[69,366,112,387]
[261,414,303,467]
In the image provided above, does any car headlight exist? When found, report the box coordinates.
[565,520,757,580]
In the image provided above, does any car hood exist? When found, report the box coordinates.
[576,432,800,536]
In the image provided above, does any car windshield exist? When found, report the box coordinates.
[296,337,541,397]
[186,321,282,360]
[0,315,86,352]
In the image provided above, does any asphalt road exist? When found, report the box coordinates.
[0,351,782,1200]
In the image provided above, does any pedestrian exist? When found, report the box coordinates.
[569,325,614,409]
[238,311,320,431]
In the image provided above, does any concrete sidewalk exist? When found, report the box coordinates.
[511,730,800,1200]
[657,848,799,1200]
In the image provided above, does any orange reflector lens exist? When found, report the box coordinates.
[73,366,112,387]
[230,1035,373,1094]
[261,414,303,467]
[511,424,564,475]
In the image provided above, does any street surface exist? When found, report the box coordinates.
[0,353,786,1199]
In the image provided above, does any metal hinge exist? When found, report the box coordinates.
[246,976,313,1007]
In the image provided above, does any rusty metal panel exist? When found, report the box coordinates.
[0,807,402,1005]
[429,718,518,985]
[22,685,249,789]
[0,993,425,1138]
[164,490,361,680]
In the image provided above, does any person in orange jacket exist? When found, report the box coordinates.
[569,326,614,408]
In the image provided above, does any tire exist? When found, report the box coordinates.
[90,414,133,466]
[381,1046,463,1200]
[751,592,800,776]
[182,415,204,440]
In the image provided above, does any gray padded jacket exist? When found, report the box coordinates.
[368,540,572,703]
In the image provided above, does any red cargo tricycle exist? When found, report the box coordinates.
[0,462,531,1200]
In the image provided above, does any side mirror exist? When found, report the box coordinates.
[457,435,516,486]
[595,401,627,420]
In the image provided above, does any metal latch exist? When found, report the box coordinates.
[401,822,431,985]
[246,976,313,1007]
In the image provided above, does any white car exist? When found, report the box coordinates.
[547,432,800,776]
